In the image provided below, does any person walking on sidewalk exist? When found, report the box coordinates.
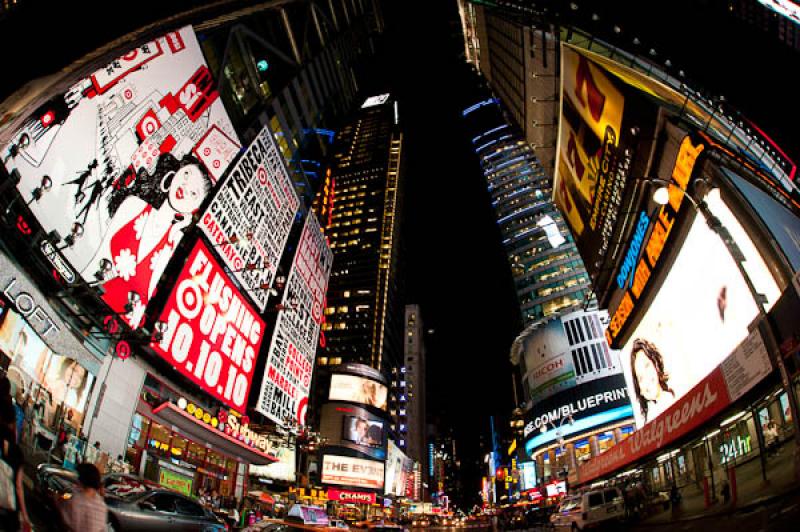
[720,478,731,504]
[0,410,32,531]
[58,463,108,532]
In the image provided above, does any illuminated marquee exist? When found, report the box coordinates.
[606,136,704,346]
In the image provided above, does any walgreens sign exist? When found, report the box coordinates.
[153,240,266,410]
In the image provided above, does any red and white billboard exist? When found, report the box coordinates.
[152,240,265,410]
[256,213,333,426]
[199,124,300,311]
[2,26,239,329]
[579,328,771,484]
[327,488,377,505]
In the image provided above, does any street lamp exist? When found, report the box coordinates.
[540,416,574,482]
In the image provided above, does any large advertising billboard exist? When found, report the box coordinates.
[249,445,296,483]
[516,310,621,402]
[152,239,266,411]
[199,124,299,311]
[256,213,333,426]
[385,440,415,498]
[328,373,389,411]
[321,455,385,491]
[319,403,387,460]
[1,26,239,329]
[553,45,658,282]
[619,191,780,427]
[580,328,771,483]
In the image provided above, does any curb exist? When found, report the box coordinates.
[635,482,800,526]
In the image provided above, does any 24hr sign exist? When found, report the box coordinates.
[153,240,266,409]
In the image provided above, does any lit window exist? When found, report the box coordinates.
[318,357,328,365]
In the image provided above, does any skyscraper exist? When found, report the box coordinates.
[462,80,592,325]
[399,305,428,483]
[314,94,405,374]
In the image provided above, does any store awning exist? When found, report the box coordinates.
[151,402,279,466]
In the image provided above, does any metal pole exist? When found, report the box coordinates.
[752,406,768,483]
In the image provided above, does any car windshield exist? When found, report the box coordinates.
[560,497,581,511]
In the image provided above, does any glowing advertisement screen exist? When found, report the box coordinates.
[322,455,385,491]
[1,26,240,329]
[328,374,389,411]
[199,124,300,311]
[519,461,537,491]
[385,440,414,497]
[620,191,780,427]
[152,240,266,410]
[256,213,333,426]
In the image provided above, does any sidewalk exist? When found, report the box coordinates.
[639,440,799,526]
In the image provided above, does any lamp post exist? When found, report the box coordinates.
[540,415,574,484]
[647,176,800,481]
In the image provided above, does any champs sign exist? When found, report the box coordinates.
[153,240,266,409]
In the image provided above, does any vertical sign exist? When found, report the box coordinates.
[256,213,333,425]
[199,124,300,311]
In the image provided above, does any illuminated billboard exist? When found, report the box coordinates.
[199,124,300,311]
[519,461,537,491]
[256,213,333,426]
[249,445,296,482]
[385,440,414,498]
[1,26,239,329]
[514,310,621,402]
[553,44,658,282]
[319,403,387,460]
[329,374,388,411]
[152,240,266,410]
[619,191,780,427]
[321,455,385,491]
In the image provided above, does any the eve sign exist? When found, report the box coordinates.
[153,240,265,409]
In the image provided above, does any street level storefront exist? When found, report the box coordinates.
[0,292,98,451]
[126,374,277,499]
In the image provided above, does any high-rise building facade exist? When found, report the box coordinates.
[398,305,427,482]
[315,94,405,374]
[462,84,591,325]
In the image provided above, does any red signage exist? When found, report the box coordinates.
[326,489,376,505]
[152,240,266,410]
[578,367,731,483]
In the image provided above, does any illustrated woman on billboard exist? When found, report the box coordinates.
[87,153,212,327]
[630,339,674,421]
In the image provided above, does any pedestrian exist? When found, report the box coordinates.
[84,440,101,465]
[764,421,780,456]
[57,462,108,532]
[0,417,32,531]
[720,478,730,504]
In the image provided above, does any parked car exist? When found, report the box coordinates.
[34,464,226,531]
[106,488,227,531]
[550,487,625,530]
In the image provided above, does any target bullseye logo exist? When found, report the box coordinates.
[175,278,203,320]
[257,167,268,185]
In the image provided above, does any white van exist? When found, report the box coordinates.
[550,487,624,529]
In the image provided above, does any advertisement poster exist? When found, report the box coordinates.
[199,124,300,311]
[328,374,389,411]
[152,240,266,410]
[319,403,387,461]
[249,445,297,482]
[619,192,780,427]
[385,441,414,497]
[321,455,385,491]
[2,26,239,328]
[0,310,94,423]
[516,310,621,402]
[256,213,333,426]
[552,44,639,281]
[159,468,193,496]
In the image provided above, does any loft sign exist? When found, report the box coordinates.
[1,278,59,339]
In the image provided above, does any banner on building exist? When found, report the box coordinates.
[199,124,299,311]
[153,240,266,410]
[1,26,239,329]
[256,213,333,426]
